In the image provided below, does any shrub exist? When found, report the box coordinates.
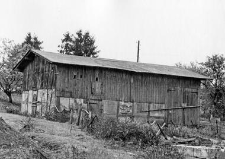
[45,108,70,123]
[87,117,160,147]
[198,124,218,138]
[200,112,211,120]
[86,118,185,158]
[5,106,20,114]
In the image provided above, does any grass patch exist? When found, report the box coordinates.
[20,116,35,132]
[60,145,115,159]
[136,145,184,159]
[164,123,221,139]
[86,147,115,159]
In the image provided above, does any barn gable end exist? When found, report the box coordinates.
[18,52,57,116]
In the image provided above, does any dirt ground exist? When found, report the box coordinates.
[0,112,136,159]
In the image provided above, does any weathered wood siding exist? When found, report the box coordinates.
[20,55,201,125]
[55,64,201,125]
[21,55,57,115]
[22,55,56,90]
[56,64,200,103]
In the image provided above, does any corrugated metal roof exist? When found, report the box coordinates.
[14,49,210,79]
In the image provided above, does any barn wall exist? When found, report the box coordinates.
[21,89,55,116]
[23,55,56,90]
[55,65,200,102]
[21,55,57,115]
[55,64,201,125]
[19,53,202,125]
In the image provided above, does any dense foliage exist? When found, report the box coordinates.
[0,40,24,103]
[88,117,159,147]
[0,33,43,103]
[58,30,99,57]
[22,32,43,50]
[87,117,184,158]
[176,54,225,119]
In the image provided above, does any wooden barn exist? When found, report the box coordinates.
[14,49,209,125]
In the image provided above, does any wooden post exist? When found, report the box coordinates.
[137,41,140,63]
[147,103,150,123]
[116,101,120,121]
[216,120,218,134]
[76,107,82,126]
[182,107,185,126]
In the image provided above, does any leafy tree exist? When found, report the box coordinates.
[0,34,43,103]
[58,30,99,57]
[0,39,24,103]
[176,55,225,119]
[200,55,225,118]
[176,62,204,75]
[58,32,73,55]
[0,39,13,63]
[22,32,43,50]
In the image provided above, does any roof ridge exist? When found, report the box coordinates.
[32,50,188,69]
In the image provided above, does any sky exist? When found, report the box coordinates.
[1,0,225,66]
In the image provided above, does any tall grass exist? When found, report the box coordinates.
[87,117,160,147]
[87,117,185,159]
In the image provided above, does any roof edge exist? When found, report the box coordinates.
[51,61,210,80]
[13,49,53,72]
[13,49,31,71]
[14,49,211,80]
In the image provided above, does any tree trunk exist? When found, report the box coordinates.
[8,93,12,103]
[4,91,12,103]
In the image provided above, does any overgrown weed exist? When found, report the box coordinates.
[87,117,160,147]
[86,117,185,158]
[45,108,70,123]
[164,125,198,138]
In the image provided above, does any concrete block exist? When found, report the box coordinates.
[175,144,221,159]
[102,100,117,115]
[60,97,70,110]
[21,91,28,113]
[27,90,33,114]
